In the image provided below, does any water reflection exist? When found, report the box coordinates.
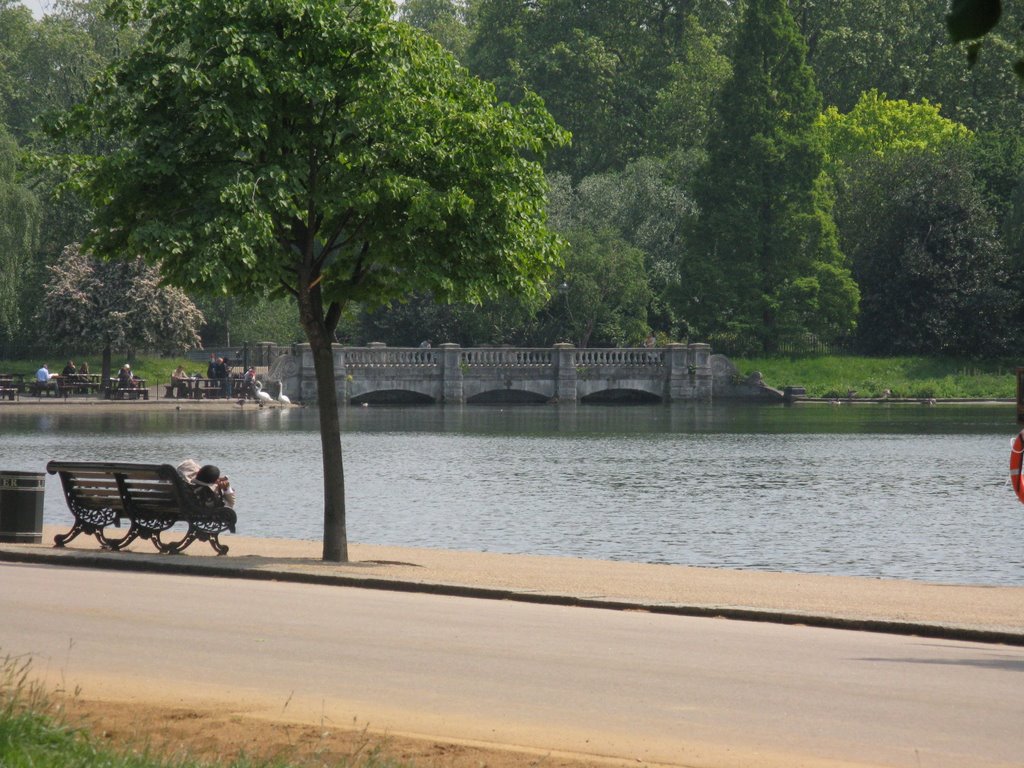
[1,403,1021,585]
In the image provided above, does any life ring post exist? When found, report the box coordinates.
[1017,367,1024,423]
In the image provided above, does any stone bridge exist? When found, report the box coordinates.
[268,343,780,405]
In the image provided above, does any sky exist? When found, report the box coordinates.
[21,0,50,18]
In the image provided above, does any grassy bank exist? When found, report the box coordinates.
[731,356,1018,400]
[0,355,194,387]
[0,656,406,768]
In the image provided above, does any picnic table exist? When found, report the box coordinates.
[59,373,103,396]
[105,377,149,400]
[165,376,245,399]
[0,373,21,401]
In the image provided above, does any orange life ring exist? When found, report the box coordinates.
[1011,431,1024,502]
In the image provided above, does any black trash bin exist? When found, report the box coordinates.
[0,471,45,543]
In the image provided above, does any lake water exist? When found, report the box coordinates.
[2,403,1022,586]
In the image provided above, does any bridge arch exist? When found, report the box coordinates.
[466,388,550,405]
[580,388,663,404]
[350,389,436,406]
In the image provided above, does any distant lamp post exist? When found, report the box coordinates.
[558,281,573,345]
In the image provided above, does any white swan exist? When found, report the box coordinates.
[277,381,291,405]
[253,380,273,404]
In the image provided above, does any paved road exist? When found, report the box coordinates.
[2,562,1022,768]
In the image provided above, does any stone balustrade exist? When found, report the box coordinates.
[275,342,729,405]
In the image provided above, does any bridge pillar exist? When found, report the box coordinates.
[666,343,713,401]
[296,343,317,402]
[553,343,577,402]
[690,343,713,400]
[333,344,347,401]
[440,343,464,403]
[666,343,691,401]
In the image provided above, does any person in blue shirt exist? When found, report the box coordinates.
[35,364,59,394]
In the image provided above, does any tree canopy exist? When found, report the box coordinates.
[836,147,1015,355]
[61,0,566,561]
[0,128,39,340]
[4,0,1024,362]
[817,90,974,171]
[685,0,858,354]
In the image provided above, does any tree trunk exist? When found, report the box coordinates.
[306,317,348,562]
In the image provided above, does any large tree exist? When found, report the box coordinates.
[0,128,39,341]
[684,0,858,353]
[553,225,651,348]
[62,0,565,561]
[398,0,477,62]
[466,0,732,178]
[548,160,692,340]
[39,243,203,378]
[836,148,1015,355]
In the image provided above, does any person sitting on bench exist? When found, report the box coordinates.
[35,364,60,394]
[117,364,134,389]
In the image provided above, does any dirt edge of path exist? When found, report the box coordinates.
[56,696,646,768]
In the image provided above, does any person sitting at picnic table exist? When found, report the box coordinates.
[176,459,236,509]
[61,360,77,378]
[78,361,89,375]
[117,364,134,389]
[171,364,189,398]
[35,364,59,394]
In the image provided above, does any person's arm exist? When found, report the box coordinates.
[217,476,236,508]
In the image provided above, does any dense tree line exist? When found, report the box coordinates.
[1,0,1022,356]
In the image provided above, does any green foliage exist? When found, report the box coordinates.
[647,17,732,158]
[817,90,974,174]
[68,0,566,317]
[398,0,477,62]
[835,146,1015,356]
[556,225,651,347]
[734,355,1017,399]
[194,295,306,347]
[4,0,1024,364]
[0,128,39,340]
[548,160,693,339]
[467,0,731,178]
[58,0,566,561]
[355,290,544,346]
[685,0,857,353]
[0,1,143,349]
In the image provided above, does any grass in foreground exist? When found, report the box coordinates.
[0,655,408,768]
[732,356,1019,399]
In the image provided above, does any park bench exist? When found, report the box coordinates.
[60,374,103,397]
[48,461,237,555]
[27,380,65,398]
[107,386,150,400]
[0,387,16,401]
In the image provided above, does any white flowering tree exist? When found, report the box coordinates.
[39,243,204,384]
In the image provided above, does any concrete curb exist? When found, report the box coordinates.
[3,547,1021,648]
